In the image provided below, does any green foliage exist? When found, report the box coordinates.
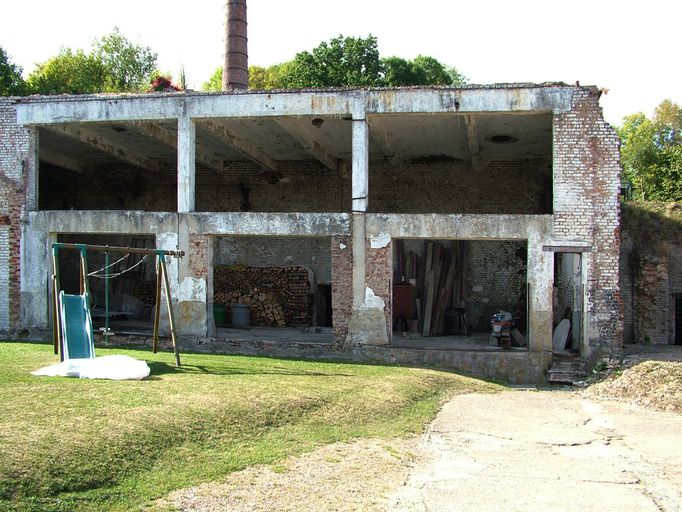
[0,46,26,96]
[282,34,384,88]
[93,27,158,92]
[382,55,467,86]
[204,35,467,92]
[203,66,222,92]
[26,27,158,95]
[0,342,499,511]
[26,48,109,95]
[618,100,682,201]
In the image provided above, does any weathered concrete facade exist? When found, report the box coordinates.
[0,84,623,383]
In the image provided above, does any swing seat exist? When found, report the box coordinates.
[59,291,95,360]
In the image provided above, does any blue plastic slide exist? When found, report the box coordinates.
[59,291,95,360]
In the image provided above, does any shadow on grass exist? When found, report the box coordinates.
[146,360,355,378]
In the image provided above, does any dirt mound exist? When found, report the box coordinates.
[585,360,682,413]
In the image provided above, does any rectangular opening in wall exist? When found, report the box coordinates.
[553,252,583,354]
[38,122,177,211]
[391,239,528,350]
[194,116,351,213]
[367,112,553,214]
[211,235,333,343]
[56,234,158,335]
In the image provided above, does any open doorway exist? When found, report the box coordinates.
[392,239,528,350]
[211,236,334,343]
[553,252,584,354]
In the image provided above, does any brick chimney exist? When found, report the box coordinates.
[222,0,248,90]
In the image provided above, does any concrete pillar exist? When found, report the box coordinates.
[351,117,368,307]
[177,111,196,213]
[527,232,553,352]
[345,113,388,346]
[18,226,52,329]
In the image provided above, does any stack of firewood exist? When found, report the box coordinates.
[214,265,312,327]
[220,289,287,327]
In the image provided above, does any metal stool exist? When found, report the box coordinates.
[444,307,470,336]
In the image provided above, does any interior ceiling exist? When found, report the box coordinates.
[37,112,553,174]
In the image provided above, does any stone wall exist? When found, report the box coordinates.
[467,240,528,332]
[215,235,332,284]
[38,158,552,216]
[621,221,682,345]
[370,159,551,214]
[553,88,622,358]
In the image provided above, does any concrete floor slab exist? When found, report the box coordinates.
[389,391,682,512]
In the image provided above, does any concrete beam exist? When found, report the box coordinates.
[199,119,278,171]
[131,122,224,173]
[16,87,576,125]
[274,118,341,171]
[366,214,553,240]
[177,113,196,213]
[185,212,351,236]
[39,148,85,174]
[465,115,482,171]
[30,211,350,237]
[44,124,163,172]
[30,210,179,234]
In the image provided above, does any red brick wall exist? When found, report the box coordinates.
[331,235,352,344]
[0,99,35,329]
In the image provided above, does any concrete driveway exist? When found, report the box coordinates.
[389,391,682,512]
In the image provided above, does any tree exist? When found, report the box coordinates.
[382,55,467,86]
[281,35,384,88]
[0,46,26,96]
[93,27,158,92]
[619,100,682,201]
[27,48,109,95]
[203,35,467,91]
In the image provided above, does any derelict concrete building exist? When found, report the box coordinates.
[0,83,622,383]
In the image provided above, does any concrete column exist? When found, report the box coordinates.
[351,117,368,307]
[177,111,196,213]
[18,227,52,329]
[527,232,554,352]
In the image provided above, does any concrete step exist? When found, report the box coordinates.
[548,358,587,384]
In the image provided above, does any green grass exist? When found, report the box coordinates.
[0,342,501,512]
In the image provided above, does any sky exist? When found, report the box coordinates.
[1,0,679,126]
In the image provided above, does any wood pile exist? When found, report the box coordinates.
[214,265,312,327]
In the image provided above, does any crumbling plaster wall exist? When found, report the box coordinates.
[553,88,622,360]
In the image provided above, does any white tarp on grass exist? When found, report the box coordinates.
[32,355,150,380]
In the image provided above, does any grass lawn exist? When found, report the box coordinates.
[0,341,501,512]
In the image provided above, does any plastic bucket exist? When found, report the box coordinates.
[213,304,227,327]
[231,304,251,327]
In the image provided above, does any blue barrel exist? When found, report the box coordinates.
[231,304,251,327]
